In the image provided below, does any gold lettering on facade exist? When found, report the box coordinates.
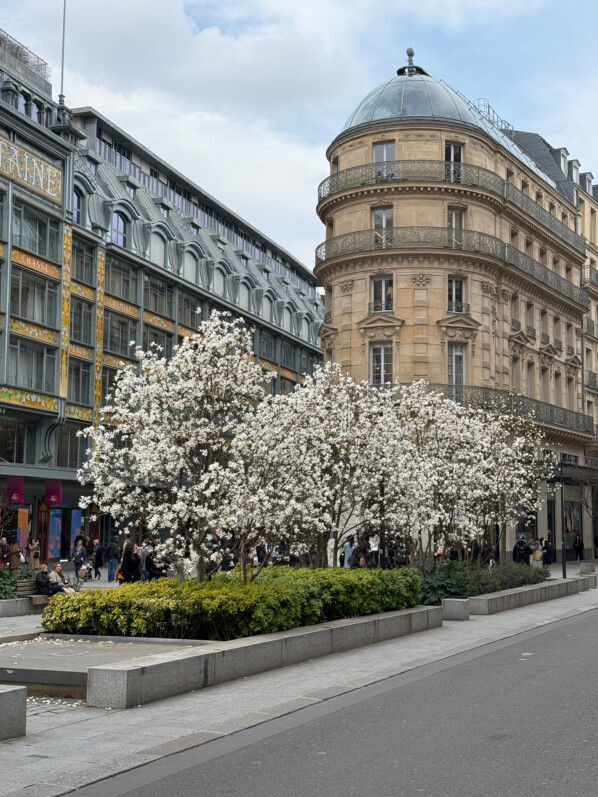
[0,136,63,202]
[11,248,60,279]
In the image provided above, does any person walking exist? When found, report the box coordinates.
[27,539,40,570]
[92,540,104,579]
[541,537,553,566]
[72,539,88,581]
[120,540,141,583]
[573,534,584,564]
[139,539,153,581]
[107,536,121,583]
[342,536,354,570]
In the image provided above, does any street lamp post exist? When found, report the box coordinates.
[560,461,567,580]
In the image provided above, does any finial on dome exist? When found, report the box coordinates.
[406,47,415,67]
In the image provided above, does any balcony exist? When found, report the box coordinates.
[317,160,585,254]
[368,301,393,314]
[567,345,575,358]
[427,384,594,436]
[560,453,579,465]
[511,319,521,333]
[315,227,589,308]
[583,265,598,288]
[526,326,536,340]
[554,338,563,351]
[586,371,598,390]
[323,310,333,324]
[448,301,470,314]
[585,317,595,337]
[541,332,550,346]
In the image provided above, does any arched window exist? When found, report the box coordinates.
[283,307,293,332]
[73,188,83,225]
[111,212,128,248]
[262,295,273,322]
[239,282,251,310]
[214,268,226,296]
[184,251,198,283]
[150,232,166,268]
[18,93,28,114]
[302,318,310,341]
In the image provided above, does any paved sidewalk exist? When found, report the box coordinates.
[1,572,597,796]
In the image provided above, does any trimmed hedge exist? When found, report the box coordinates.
[421,561,551,606]
[41,566,421,641]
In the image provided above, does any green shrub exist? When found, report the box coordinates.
[421,561,551,605]
[41,566,421,640]
[0,566,17,600]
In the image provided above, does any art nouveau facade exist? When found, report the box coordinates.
[0,30,323,559]
[315,53,596,558]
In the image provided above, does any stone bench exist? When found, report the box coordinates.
[0,686,26,740]
[468,578,582,615]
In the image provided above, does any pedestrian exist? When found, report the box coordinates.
[512,535,531,565]
[573,534,584,564]
[27,539,40,570]
[343,536,354,570]
[92,540,103,579]
[0,536,10,565]
[72,539,87,580]
[139,539,153,581]
[532,538,544,568]
[541,537,553,566]
[120,540,141,583]
[107,535,121,582]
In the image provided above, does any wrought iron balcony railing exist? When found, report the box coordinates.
[560,453,579,465]
[427,384,594,436]
[317,160,585,254]
[554,338,563,351]
[323,310,333,324]
[567,345,575,357]
[585,317,595,337]
[585,370,598,390]
[315,227,589,308]
[541,332,550,346]
[511,319,521,333]
[368,301,394,314]
[448,301,470,314]
[527,326,537,339]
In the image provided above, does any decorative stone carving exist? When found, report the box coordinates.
[338,280,353,293]
[411,273,431,286]
[523,351,538,365]
[540,354,553,370]
[481,281,499,299]
[364,327,396,341]
[441,327,478,354]
[575,327,582,338]
[566,364,579,379]
[509,341,523,357]
[500,288,513,303]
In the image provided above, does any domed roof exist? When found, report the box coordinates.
[342,67,478,132]
[339,50,557,188]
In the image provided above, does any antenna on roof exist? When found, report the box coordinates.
[58,0,66,106]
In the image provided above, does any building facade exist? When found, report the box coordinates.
[0,30,323,560]
[315,52,597,559]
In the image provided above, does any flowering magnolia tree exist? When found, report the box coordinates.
[80,311,554,576]
[79,312,271,580]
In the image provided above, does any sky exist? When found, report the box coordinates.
[1,0,598,269]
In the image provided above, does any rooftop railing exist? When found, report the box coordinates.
[427,383,594,435]
[318,160,585,254]
[315,227,589,308]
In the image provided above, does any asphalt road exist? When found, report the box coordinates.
[69,610,598,797]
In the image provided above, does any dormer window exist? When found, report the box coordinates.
[111,212,128,248]
[73,188,83,225]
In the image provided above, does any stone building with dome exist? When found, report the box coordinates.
[315,50,598,559]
